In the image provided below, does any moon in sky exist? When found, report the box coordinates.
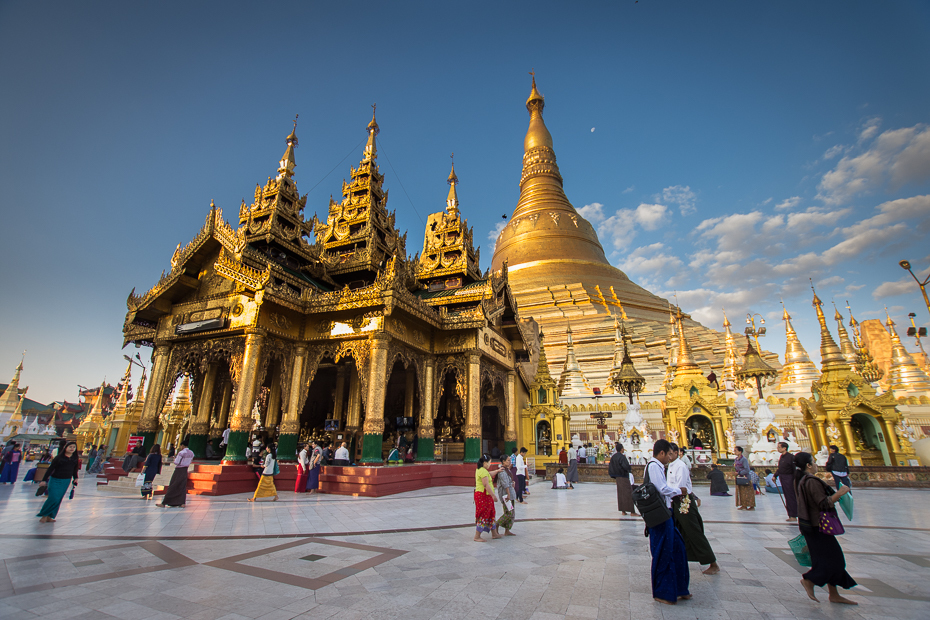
[590,127,595,132]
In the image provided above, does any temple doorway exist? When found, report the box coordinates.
[435,370,464,460]
[685,414,716,452]
[481,380,506,458]
[382,360,420,461]
[299,358,338,445]
[850,413,891,466]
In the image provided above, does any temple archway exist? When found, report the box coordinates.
[481,379,506,458]
[382,359,420,461]
[685,414,716,452]
[850,412,891,466]
[435,370,464,460]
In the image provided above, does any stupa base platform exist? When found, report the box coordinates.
[320,463,475,497]
[544,462,930,488]
[182,462,474,497]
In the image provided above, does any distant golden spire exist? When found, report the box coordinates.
[833,303,858,365]
[778,304,821,389]
[446,156,459,216]
[533,332,557,388]
[363,104,379,161]
[559,323,593,396]
[884,311,930,391]
[722,309,739,385]
[277,115,298,179]
[811,284,848,370]
[674,307,701,375]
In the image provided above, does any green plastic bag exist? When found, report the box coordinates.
[789,534,812,567]
[837,491,853,521]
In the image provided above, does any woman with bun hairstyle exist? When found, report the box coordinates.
[794,451,857,605]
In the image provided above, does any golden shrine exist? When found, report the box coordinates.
[122,112,537,464]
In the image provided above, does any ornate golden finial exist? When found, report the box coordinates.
[722,307,731,327]
[524,72,551,152]
[832,302,858,364]
[675,306,700,373]
[363,104,379,161]
[811,281,847,369]
[446,156,459,215]
[278,116,298,178]
[287,114,298,143]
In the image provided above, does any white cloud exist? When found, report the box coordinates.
[487,221,506,250]
[823,145,847,160]
[633,203,668,230]
[661,185,697,215]
[622,185,635,194]
[859,117,882,142]
[873,277,918,299]
[578,202,606,224]
[817,123,930,204]
[784,207,850,232]
[775,196,801,211]
[617,243,684,281]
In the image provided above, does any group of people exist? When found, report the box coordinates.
[473,453,519,541]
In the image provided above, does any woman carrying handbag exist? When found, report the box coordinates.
[794,452,857,605]
[36,441,80,523]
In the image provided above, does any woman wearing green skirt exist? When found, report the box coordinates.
[37,441,80,523]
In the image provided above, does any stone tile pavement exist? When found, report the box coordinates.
[0,469,927,619]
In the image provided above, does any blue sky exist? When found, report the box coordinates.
[1,1,929,403]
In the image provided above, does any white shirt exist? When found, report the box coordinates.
[262,453,276,475]
[646,457,680,508]
[578,446,587,458]
[679,453,692,470]
[555,472,567,488]
[298,448,309,467]
[568,447,577,461]
[334,446,349,461]
[666,457,692,495]
[221,428,230,445]
[174,447,194,468]
[515,454,527,475]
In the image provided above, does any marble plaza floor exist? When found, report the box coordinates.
[0,470,928,620]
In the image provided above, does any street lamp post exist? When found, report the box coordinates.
[907,312,928,358]
[899,260,930,319]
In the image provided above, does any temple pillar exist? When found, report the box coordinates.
[713,417,726,454]
[189,363,218,458]
[210,379,233,452]
[464,352,482,463]
[417,358,435,461]
[264,369,282,430]
[815,421,830,453]
[839,420,858,462]
[404,370,415,419]
[278,345,306,462]
[879,416,903,465]
[504,370,517,455]
[345,366,362,461]
[804,421,820,452]
[361,335,390,463]
[333,366,347,425]
[223,330,264,462]
[138,344,170,453]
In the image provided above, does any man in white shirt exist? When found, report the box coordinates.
[578,444,587,464]
[334,442,350,465]
[515,447,528,503]
[667,443,719,575]
[645,440,691,605]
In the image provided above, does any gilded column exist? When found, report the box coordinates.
[839,420,859,463]
[224,330,265,462]
[505,370,518,455]
[361,335,390,463]
[210,379,233,452]
[464,352,482,463]
[333,366,347,425]
[815,422,830,454]
[712,417,726,454]
[417,358,436,461]
[264,371,282,430]
[879,417,903,465]
[804,421,820,452]
[189,363,218,458]
[278,345,306,462]
[345,367,362,460]
[137,344,170,453]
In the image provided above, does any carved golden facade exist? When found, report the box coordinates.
[123,116,537,465]
[520,332,569,467]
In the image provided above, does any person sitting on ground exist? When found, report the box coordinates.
[707,463,731,496]
[765,469,781,493]
[552,467,569,489]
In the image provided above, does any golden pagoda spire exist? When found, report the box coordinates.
[133,371,146,404]
[533,332,557,388]
[778,303,821,389]
[722,309,739,386]
[833,303,858,365]
[674,307,701,375]
[811,283,848,370]
[277,115,298,179]
[846,300,863,348]
[446,156,459,216]
[558,323,593,396]
[363,104,379,162]
[115,361,132,410]
[884,310,930,391]
[524,72,554,152]
[174,373,191,406]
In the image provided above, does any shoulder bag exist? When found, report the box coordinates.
[632,461,672,528]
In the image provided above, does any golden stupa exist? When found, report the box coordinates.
[493,77,780,391]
